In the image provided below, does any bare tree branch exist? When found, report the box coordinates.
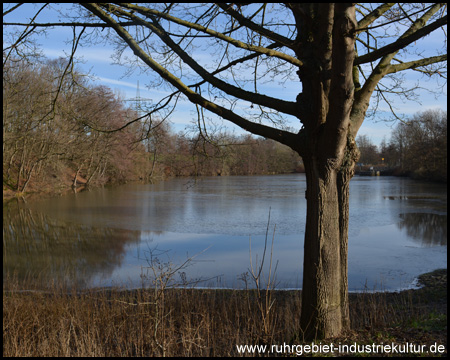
[215,3,295,47]
[351,4,446,136]
[3,21,139,27]
[355,13,447,65]
[356,3,396,32]
[80,3,300,149]
[99,4,300,117]
[3,3,25,17]
[387,54,447,75]
[115,3,302,67]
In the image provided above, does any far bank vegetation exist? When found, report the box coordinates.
[3,58,303,195]
[3,58,446,196]
[357,109,447,182]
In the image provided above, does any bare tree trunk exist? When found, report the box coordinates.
[148,148,157,181]
[300,138,358,340]
[20,161,37,193]
[72,166,82,188]
[290,3,358,339]
[301,156,344,339]
[336,145,359,332]
[86,160,101,186]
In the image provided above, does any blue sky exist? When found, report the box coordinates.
[4,3,447,147]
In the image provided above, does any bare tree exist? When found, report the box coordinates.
[390,109,447,181]
[4,3,446,339]
[3,55,145,191]
[3,57,76,192]
[356,135,379,165]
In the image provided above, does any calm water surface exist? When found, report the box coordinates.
[3,174,447,291]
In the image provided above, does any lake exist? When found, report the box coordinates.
[3,174,447,292]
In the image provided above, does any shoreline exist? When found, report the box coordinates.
[4,268,446,296]
[3,170,446,203]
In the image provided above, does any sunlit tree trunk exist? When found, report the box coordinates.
[290,3,358,339]
[300,138,358,339]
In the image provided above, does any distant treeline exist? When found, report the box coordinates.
[357,109,447,182]
[3,57,445,195]
[3,57,302,194]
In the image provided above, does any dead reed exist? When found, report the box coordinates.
[3,269,446,357]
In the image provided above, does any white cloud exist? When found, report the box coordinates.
[76,48,116,63]
[96,77,137,89]
[41,48,68,59]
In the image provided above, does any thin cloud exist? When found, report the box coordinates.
[96,77,137,89]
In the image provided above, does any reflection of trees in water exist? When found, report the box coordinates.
[3,200,141,289]
[397,213,447,246]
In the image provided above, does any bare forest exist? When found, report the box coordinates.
[3,58,304,195]
[357,109,447,182]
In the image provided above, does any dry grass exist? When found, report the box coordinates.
[3,269,447,357]
[3,282,297,357]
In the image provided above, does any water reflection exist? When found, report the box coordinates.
[398,213,447,246]
[3,175,447,291]
[3,200,141,289]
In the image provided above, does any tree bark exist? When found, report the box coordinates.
[290,3,358,339]
[300,137,358,339]
[301,156,344,339]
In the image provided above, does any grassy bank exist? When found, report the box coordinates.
[3,269,446,357]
